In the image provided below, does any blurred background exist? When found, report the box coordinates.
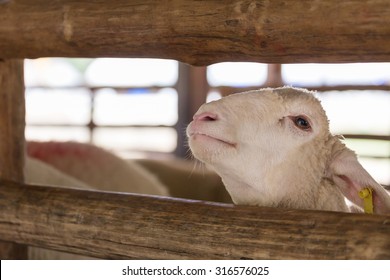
[24,59,390,188]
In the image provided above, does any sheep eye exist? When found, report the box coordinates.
[293,116,311,131]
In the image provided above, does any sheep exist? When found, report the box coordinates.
[187,86,390,214]
[27,141,230,203]
[25,157,93,190]
[27,141,169,196]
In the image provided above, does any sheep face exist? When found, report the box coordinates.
[187,87,331,206]
[187,87,390,213]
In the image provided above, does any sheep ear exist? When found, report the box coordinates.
[327,139,390,214]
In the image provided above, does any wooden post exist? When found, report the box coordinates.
[0,59,27,259]
[175,64,209,157]
[265,64,283,87]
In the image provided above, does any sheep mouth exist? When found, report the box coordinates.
[189,132,236,148]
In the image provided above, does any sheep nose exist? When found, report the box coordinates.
[193,112,218,122]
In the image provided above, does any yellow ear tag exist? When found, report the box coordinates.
[358,187,374,214]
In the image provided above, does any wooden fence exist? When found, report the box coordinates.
[0,0,389,259]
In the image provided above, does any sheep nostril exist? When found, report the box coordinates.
[193,112,218,122]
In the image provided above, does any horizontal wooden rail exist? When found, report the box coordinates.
[1,1,390,65]
[0,180,389,259]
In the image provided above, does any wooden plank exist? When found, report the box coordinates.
[0,59,27,259]
[0,180,389,259]
[1,1,390,65]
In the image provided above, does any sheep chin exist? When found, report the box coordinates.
[188,136,237,167]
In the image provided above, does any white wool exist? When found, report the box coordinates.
[26,141,169,197]
[187,87,390,214]
[25,157,92,190]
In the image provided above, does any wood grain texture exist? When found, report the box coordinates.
[0,180,389,259]
[0,59,27,259]
[0,59,25,181]
[1,0,390,65]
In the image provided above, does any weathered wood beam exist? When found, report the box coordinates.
[0,180,389,259]
[1,1,390,65]
[0,60,25,181]
[0,59,27,259]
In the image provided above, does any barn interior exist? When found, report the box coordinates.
[0,0,389,259]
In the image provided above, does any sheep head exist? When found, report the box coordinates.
[187,87,390,214]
